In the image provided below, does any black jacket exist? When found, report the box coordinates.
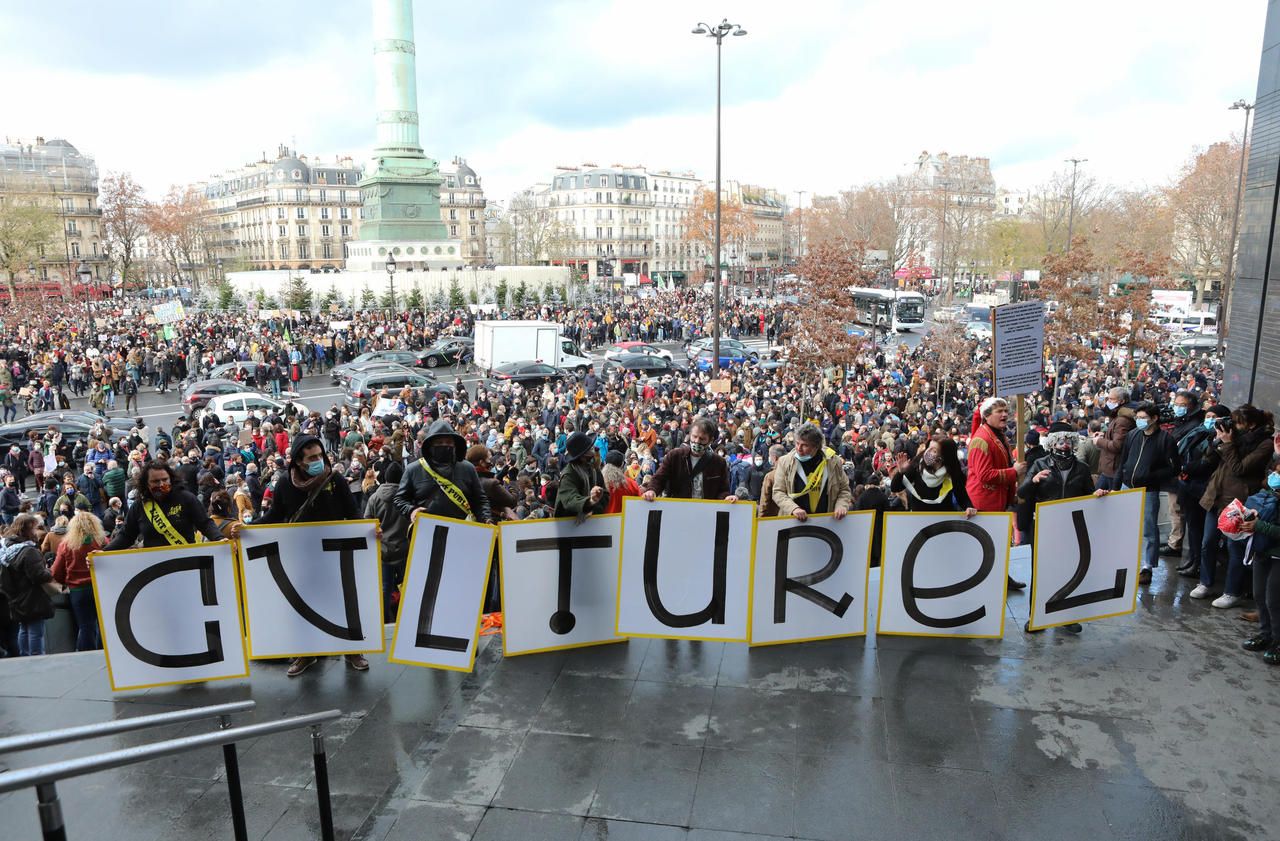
[1117,427,1181,492]
[256,434,358,524]
[104,488,225,549]
[394,458,489,523]
[1018,455,1096,503]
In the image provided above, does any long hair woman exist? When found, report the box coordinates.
[52,510,106,650]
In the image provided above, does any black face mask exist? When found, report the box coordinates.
[429,446,456,468]
[1050,450,1075,470]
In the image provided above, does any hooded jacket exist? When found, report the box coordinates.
[0,538,54,622]
[393,420,490,522]
[255,434,358,524]
[1097,406,1136,479]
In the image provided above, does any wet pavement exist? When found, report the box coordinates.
[1,547,1278,841]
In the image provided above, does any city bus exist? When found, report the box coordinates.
[848,287,927,332]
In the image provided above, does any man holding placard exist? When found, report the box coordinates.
[642,417,737,502]
[103,460,238,550]
[394,420,489,525]
[965,397,1028,591]
[770,423,852,522]
[554,432,609,521]
[255,433,369,676]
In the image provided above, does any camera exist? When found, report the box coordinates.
[1217,417,1235,434]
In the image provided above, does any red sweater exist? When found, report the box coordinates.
[53,540,101,588]
[965,422,1019,512]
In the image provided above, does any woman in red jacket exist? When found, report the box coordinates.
[964,397,1028,589]
[52,510,106,650]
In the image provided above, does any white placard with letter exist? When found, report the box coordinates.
[1029,489,1144,630]
[616,498,755,642]
[238,520,384,659]
[877,512,1012,638]
[499,515,625,656]
[389,513,497,672]
[750,513,874,646]
[91,541,247,692]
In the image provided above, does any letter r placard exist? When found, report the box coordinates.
[876,512,1012,638]
[91,541,248,692]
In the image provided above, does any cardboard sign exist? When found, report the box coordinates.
[499,515,625,656]
[615,498,755,642]
[992,300,1045,397]
[91,541,247,692]
[389,513,497,672]
[750,513,874,646]
[876,512,1012,638]
[1028,489,1144,630]
[238,520,384,659]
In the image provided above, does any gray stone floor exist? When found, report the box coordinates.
[1,549,1278,841]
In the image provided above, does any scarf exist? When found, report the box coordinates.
[905,468,954,505]
[290,465,331,494]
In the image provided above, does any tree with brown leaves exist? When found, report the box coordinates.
[143,186,208,293]
[783,239,877,382]
[683,187,755,282]
[100,172,148,293]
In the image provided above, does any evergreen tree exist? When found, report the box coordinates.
[513,279,528,307]
[360,286,377,310]
[404,287,424,310]
[494,278,508,308]
[282,273,311,310]
[448,276,466,308]
[468,287,480,305]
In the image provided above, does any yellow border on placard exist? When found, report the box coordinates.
[1027,488,1146,631]
[89,540,251,692]
[748,512,875,647]
[238,519,386,659]
[614,497,757,643]
[497,514,628,657]
[387,511,497,673]
[874,511,1013,639]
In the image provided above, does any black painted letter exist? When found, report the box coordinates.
[1045,509,1126,614]
[515,535,614,634]
[413,525,469,652]
[642,510,728,628]
[773,525,853,623]
[115,555,223,668]
[245,537,368,641]
[900,521,995,629]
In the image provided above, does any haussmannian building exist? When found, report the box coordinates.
[438,158,488,267]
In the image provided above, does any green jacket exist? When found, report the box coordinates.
[101,467,127,501]
[554,461,609,518]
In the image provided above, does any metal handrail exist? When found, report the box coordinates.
[0,710,341,794]
[0,701,256,755]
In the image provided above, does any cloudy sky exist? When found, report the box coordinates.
[0,0,1264,204]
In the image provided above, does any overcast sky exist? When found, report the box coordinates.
[0,0,1264,204]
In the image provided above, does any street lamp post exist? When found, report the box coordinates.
[1219,99,1253,355]
[692,17,747,377]
[1064,157,1087,252]
[385,253,397,314]
[76,261,94,334]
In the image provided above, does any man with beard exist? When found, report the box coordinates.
[965,397,1029,590]
[256,434,369,676]
[642,417,738,502]
[102,460,235,549]
[395,420,490,524]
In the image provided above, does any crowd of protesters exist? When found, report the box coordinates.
[2,287,1276,669]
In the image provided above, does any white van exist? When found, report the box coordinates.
[1156,310,1217,334]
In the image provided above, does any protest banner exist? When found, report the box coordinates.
[876,512,1013,638]
[238,520,384,659]
[750,513,874,646]
[388,513,497,672]
[992,300,1046,398]
[1028,489,1145,630]
[499,515,625,656]
[91,541,247,692]
[151,300,186,325]
[615,498,755,642]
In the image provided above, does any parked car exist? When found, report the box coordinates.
[603,342,674,362]
[1170,334,1220,357]
[684,337,759,363]
[195,393,310,426]
[603,353,687,379]
[0,412,134,452]
[691,345,759,372]
[207,361,270,383]
[330,350,422,383]
[416,336,474,369]
[483,361,572,390]
[965,321,993,340]
[181,378,253,415]
[344,366,451,408]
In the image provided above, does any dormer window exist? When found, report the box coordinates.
[292,169,302,180]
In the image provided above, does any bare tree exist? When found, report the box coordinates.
[684,187,755,282]
[100,172,148,292]
[508,189,572,265]
[144,186,208,293]
[1026,166,1110,255]
[805,178,928,274]
[1168,141,1241,304]
[0,198,59,304]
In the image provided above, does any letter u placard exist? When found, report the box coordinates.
[238,520,384,659]
[876,512,1012,638]
[615,498,755,642]
[91,541,247,692]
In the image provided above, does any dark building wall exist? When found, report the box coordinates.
[1227,1,1280,412]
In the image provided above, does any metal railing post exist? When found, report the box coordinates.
[311,725,336,841]
[36,781,66,841]
[219,715,249,841]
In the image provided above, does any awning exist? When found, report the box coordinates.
[639,274,653,285]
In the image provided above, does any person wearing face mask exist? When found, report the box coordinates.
[1091,386,1135,491]
[102,461,234,550]
[1018,430,1103,634]
[770,423,852,522]
[1175,403,1228,578]
[1237,456,1280,665]
[891,436,976,515]
[643,417,737,502]
[744,451,770,502]
[394,420,490,525]
[1115,402,1182,584]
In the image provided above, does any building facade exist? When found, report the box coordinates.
[540,165,653,280]
[722,180,789,284]
[0,136,110,297]
[439,158,488,266]
[649,170,703,284]
[202,145,364,273]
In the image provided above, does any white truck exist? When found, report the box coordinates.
[473,320,594,374]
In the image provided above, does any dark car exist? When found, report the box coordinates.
[0,412,134,452]
[207,361,270,383]
[603,353,687,379]
[684,337,759,364]
[483,361,571,390]
[344,365,451,408]
[180,378,251,415]
[416,336,474,369]
[330,350,423,382]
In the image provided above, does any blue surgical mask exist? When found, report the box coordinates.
[796,451,815,463]
[1135,418,1149,431]
[1270,473,1280,491]
[1173,405,1187,418]
[1204,417,1217,431]
[305,459,325,476]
